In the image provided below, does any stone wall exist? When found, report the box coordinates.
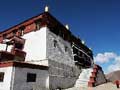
[46,28,74,66]
[13,67,49,90]
[88,65,107,87]
[95,67,107,86]
[48,60,80,89]
[46,29,81,89]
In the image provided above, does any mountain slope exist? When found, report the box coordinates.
[106,70,120,82]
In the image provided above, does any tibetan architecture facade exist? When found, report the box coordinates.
[0,8,106,90]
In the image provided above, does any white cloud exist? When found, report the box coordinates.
[94,52,117,64]
[94,52,120,73]
[107,56,120,73]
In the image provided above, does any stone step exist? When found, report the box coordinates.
[75,68,93,87]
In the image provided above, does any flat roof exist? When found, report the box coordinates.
[0,61,48,70]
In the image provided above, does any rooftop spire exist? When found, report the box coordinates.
[45,6,49,12]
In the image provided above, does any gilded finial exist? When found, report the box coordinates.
[65,24,69,30]
[82,40,85,44]
[45,6,49,12]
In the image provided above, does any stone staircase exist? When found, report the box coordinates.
[74,68,93,88]
[88,65,107,87]
[65,64,108,90]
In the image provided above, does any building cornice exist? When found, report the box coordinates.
[0,61,48,70]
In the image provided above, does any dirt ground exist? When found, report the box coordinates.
[65,82,120,90]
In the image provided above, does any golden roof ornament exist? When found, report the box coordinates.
[81,40,85,44]
[65,24,69,30]
[45,6,49,12]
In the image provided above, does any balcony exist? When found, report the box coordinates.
[74,55,92,68]
[0,49,26,62]
[0,51,14,62]
[0,36,26,62]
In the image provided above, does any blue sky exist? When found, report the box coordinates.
[0,0,120,73]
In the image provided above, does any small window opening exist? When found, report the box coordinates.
[53,40,57,47]
[3,34,7,39]
[78,51,83,57]
[65,46,68,52]
[27,73,36,82]
[14,43,23,50]
[21,29,24,36]
[19,26,25,36]
[35,19,41,30]
[0,72,4,82]
[13,30,17,36]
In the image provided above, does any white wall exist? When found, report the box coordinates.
[13,67,49,90]
[0,67,13,90]
[0,44,13,52]
[0,44,6,51]
[23,27,47,61]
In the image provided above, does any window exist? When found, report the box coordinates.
[65,46,68,52]
[59,31,64,39]
[36,23,40,30]
[27,73,36,82]
[21,30,24,36]
[78,51,82,57]
[20,26,25,36]
[35,19,41,30]
[53,40,57,47]
[14,43,23,50]
[13,29,17,36]
[0,72,4,82]
[72,47,78,54]
[18,29,23,36]
[3,34,7,39]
